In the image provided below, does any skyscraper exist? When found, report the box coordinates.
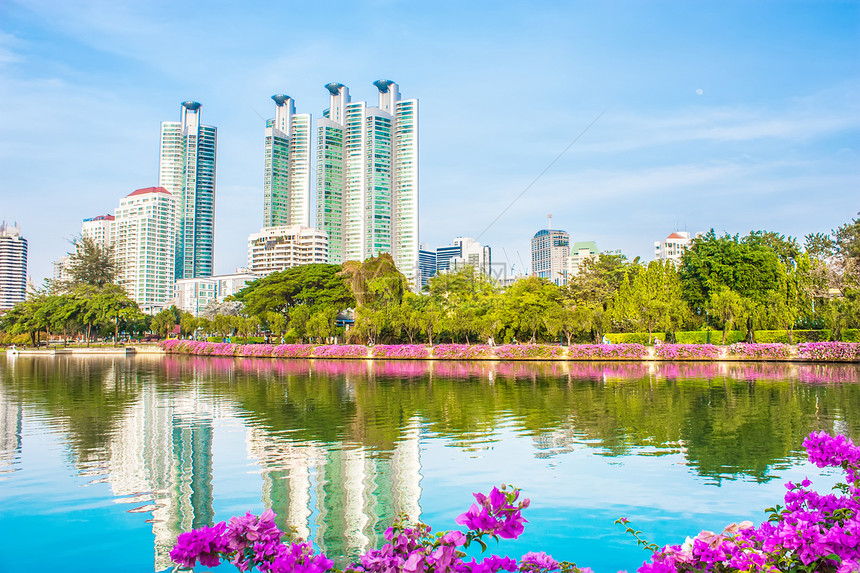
[316,81,419,284]
[0,223,27,310]
[159,101,217,280]
[263,95,312,228]
[532,228,570,286]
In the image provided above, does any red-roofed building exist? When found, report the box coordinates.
[114,186,177,311]
[127,186,171,197]
[654,231,703,264]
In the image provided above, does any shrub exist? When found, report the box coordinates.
[313,345,369,358]
[568,343,648,359]
[493,344,563,359]
[654,344,721,360]
[431,344,493,359]
[271,344,316,358]
[727,343,791,359]
[605,332,651,344]
[797,342,860,361]
[372,345,430,359]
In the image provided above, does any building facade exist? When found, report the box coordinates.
[52,255,71,283]
[449,237,492,277]
[159,101,217,280]
[315,81,418,285]
[114,187,176,310]
[81,214,115,248]
[654,231,700,264]
[568,241,599,276]
[174,272,259,317]
[264,95,312,228]
[531,229,570,286]
[0,223,28,310]
[247,225,328,276]
[417,248,437,290]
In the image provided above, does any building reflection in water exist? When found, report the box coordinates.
[0,381,23,480]
[106,378,216,571]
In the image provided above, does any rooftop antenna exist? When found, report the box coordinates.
[547,213,552,231]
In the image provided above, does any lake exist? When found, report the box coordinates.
[1,355,858,572]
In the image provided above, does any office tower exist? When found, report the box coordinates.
[81,214,115,248]
[0,223,27,310]
[247,225,328,276]
[114,187,177,311]
[316,81,419,284]
[159,101,217,280]
[52,255,71,283]
[417,247,437,290]
[532,228,570,286]
[264,95,312,228]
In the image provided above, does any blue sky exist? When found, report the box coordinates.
[1,0,858,283]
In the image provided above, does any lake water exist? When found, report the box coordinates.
[1,355,858,572]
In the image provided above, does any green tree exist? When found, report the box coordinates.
[680,230,781,313]
[709,286,743,344]
[64,235,118,289]
[499,276,560,342]
[151,308,177,338]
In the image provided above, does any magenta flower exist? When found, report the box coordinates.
[519,551,559,571]
[169,521,228,568]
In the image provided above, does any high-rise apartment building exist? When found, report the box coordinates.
[316,81,418,284]
[81,214,115,248]
[247,225,328,276]
[532,229,570,286]
[450,237,492,276]
[114,187,177,311]
[263,95,312,228]
[0,223,28,310]
[159,101,217,280]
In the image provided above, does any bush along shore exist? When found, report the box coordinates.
[160,340,860,362]
[169,431,860,573]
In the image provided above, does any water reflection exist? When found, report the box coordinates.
[0,356,858,571]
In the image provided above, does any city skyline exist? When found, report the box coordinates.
[1,1,857,284]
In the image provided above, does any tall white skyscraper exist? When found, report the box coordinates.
[263,95,312,228]
[316,81,419,284]
[159,101,217,280]
[0,223,27,310]
[114,187,177,310]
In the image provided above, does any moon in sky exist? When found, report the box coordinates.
[696,89,704,95]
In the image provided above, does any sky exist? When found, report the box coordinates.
[1,0,858,284]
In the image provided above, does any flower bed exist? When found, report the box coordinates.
[797,341,860,361]
[271,344,316,358]
[372,344,430,359]
[654,343,721,360]
[727,342,792,359]
[493,344,563,359]
[568,343,648,359]
[171,431,860,573]
[236,343,275,357]
[312,344,369,358]
[431,344,493,359]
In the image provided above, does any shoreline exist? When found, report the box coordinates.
[5,342,859,363]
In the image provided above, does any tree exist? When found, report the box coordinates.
[680,230,781,313]
[151,308,177,338]
[64,235,118,289]
[498,277,560,342]
[709,286,743,344]
[235,264,354,325]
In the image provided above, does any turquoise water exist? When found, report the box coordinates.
[1,356,858,572]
